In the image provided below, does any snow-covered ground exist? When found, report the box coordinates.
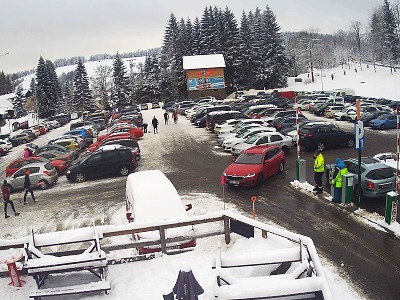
[1,62,399,299]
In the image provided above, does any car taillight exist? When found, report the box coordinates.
[365,180,374,189]
[277,124,282,130]
[43,171,52,176]
[307,133,313,138]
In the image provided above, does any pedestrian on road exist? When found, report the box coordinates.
[142,123,148,133]
[152,116,159,134]
[331,74,334,80]
[331,158,348,203]
[24,148,31,158]
[313,150,325,194]
[172,110,178,124]
[164,112,169,125]
[2,180,19,218]
[23,170,36,204]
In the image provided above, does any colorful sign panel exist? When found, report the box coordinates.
[187,77,225,91]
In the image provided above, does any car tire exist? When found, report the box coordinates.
[279,162,285,173]
[22,139,27,143]
[257,173,264,186]
[74,172,86,183]
[347,139,355,148]
[380,124,385,130]
[119,165,130,176]
[38,180,49,190]
[281,146,290,154]
[317,141,325,151]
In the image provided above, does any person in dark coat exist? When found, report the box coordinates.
[151,116,159,134]
[164,112,169,125]
[173,269,204,300]
[24,170,36,204]
[2,180,19,218]
[142,122,148,133]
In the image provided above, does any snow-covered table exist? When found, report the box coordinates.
[0,248,25,287]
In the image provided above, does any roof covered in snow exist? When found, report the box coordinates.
[183,54,226,70]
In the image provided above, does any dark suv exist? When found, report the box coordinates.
[66,147,136,183]
[299,123,355,151]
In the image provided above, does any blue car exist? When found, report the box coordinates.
[63,129,93,146]
[369,114,397,130]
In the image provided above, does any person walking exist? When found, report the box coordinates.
[2,180,19,218]
[142,122,148,133]
[331,158,348,203]
[23,170,36,204]
[164,112,169,125]
[172,109,178,124]
[313,150,325,194]
[24,148,31,158]
[151,116,159,134]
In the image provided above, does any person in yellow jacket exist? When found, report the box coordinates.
[331,158,348,203]
[313,150,325,194]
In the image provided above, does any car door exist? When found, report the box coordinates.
[263,148,279,178]
[255,136,269,147]
[100,150,119,175]
[325,125,345,147]
[83,152,104,178]
[387,115,397,128]
[12,168,27,189]
[268,134,284,148]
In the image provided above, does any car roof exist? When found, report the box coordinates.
[345,157,393,168]
[243,144,279,154]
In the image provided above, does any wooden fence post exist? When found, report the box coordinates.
[223,216,230,245]
[159,226,167,254]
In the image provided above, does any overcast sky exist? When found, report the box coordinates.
[0,0,383,74]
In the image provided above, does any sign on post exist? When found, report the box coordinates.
[355,121,364,150]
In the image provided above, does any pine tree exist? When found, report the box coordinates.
[382,0,399,64]
[36,56,54,118]
[46,60,62,111]
[72,59,93,114]
[192,18,202,55]
[237,12,254,89]
[112,53,130,107]
[13,85,26,118]
[161,13,181,100]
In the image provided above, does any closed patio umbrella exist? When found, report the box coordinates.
[173,265,204,300]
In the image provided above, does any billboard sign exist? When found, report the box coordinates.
[187,77,225,91]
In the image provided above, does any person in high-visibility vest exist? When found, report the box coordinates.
[331,158,348,203]
[313,150,325,194]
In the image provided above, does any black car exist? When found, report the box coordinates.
[299,123,355,151]
[271,115,308,131]
[312,103,331,116]
[66,147,136,183]
[101,139,141,161]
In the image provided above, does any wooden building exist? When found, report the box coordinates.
[183,54,226,99]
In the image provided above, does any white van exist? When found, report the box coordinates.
[125,170,196,254]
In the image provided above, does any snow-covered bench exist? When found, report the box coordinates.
[23,223,110,299]
[214,240,322,299]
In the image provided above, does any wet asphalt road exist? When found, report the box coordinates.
[2,109,399,299]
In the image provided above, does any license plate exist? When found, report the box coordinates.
[379,183,392,189]
[230,180,240,184]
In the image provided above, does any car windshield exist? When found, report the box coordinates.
[235,153,263,164]
[245,135,261,144]
[236,130,251,138]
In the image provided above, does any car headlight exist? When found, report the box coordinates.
[222,172,226,176]
[245,173,256,178]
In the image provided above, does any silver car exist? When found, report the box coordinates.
[5,162,58,191]
[325,157,395,199]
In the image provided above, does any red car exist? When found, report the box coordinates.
[6,156,69,176]
[97,126,143,142]
[223,145,285,187]
[87,133,136,152]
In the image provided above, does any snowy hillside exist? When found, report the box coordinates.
[286,63,400,100]
[20,56,147,90]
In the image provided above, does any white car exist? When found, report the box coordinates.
[0,139,12,151]
[217,124,262,146]
[324,105,345,118]
[334,107,356,121]
[373,152,398,174]
[231,132,293,156]
[222,127,275,152]
[214,119,243,134]
[218,118,270,135]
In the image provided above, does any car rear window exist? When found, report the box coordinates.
[44,163,53,171]
[119,150,132,159]
[365,168,394,180]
